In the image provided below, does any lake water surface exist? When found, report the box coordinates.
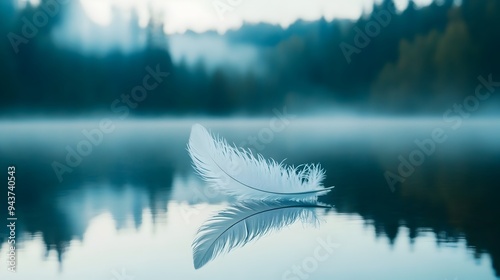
[0,118,499,279]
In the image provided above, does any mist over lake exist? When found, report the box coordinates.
[1,0,500,279]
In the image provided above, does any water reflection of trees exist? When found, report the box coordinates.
[0,131,499,276]
[0,143,176,263]
[318,151,500,277]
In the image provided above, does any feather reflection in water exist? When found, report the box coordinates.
[192,201,331,269]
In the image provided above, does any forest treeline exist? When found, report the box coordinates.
[0,0,499,116]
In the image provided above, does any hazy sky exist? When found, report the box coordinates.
[74,0,434,34]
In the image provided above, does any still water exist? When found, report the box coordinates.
[0,118,499,279]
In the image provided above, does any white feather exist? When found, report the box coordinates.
[187,124,334,201]
[192,201,330,269]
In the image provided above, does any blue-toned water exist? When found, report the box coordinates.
[0,118,499,279]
